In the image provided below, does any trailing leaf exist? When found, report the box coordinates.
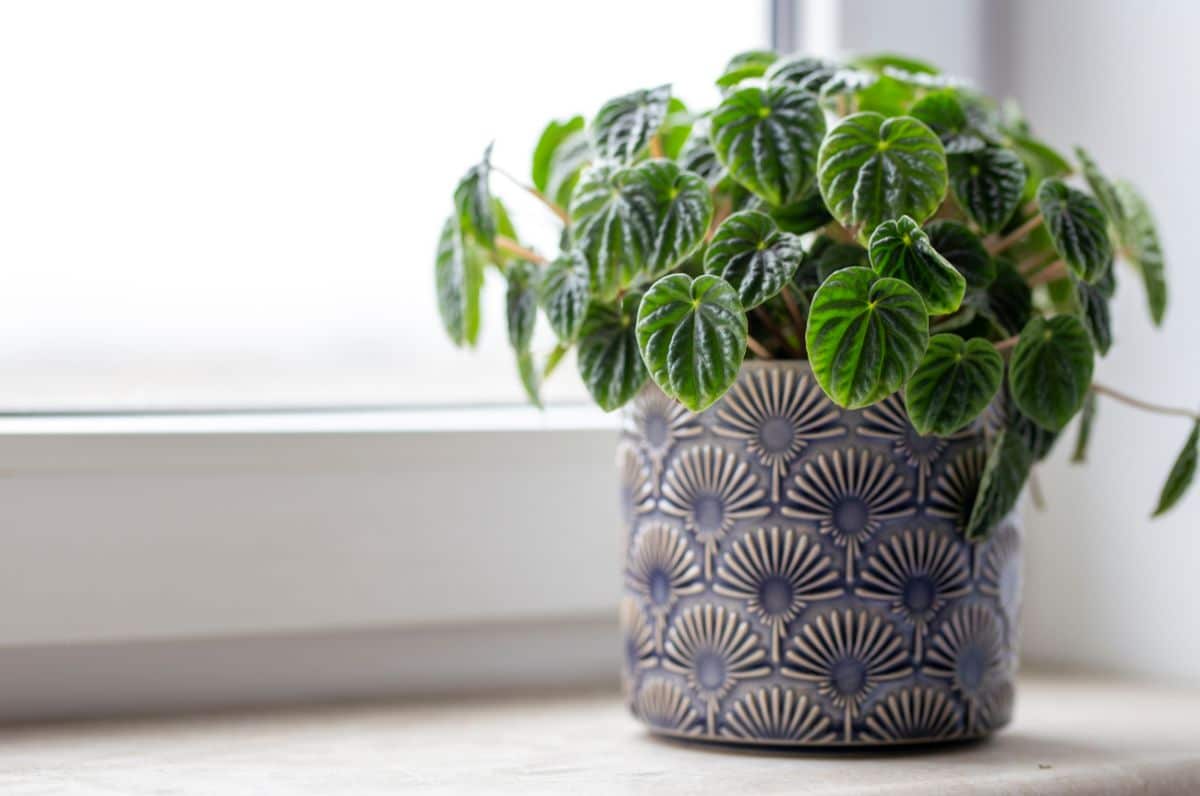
[949,147,1026,233]
[1115,180,1168,326]
[1071,390,1097,463]
[538,251,590,342]
[705,211,805,309]
[868,216,966,314]
[453,144,497,249]
[806,266,929,409]
[590,85,671,164]
[434,216,484,347]
[1037,178,1113,283]
[505,260,541,406]
[1074,272,1113,356]
[1153,421,1199,517]
[911,90,986,154]
[1008,314,1095,431]
[924,219,995,289]
[1073,146,1125,232]
[817,113,948,241]
[710,84,826,206]
[636,274,747,412]
[906,334,1003,435]
[965,428,1033,541]
[717,50,778,91]
[577,293,648,411]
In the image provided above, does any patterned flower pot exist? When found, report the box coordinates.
[618,360,1021,747]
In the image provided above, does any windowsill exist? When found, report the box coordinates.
[1,671,1196,794]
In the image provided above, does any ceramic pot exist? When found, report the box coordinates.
[618,360,1021,746]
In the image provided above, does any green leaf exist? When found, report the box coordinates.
[805,266,929,409]
[851,53,940,76]
[704,211,804,309]
[1074,274,1113,356]
[965,428,1033,541]
[543,341,569,379]
[453,144,497,249]
[868,216,966,314]
[590,85,671,164]
[1036,178,1113,283]
[1153,421,1199,517]
[1115,180,1168,325]
[569,163,655,297]
[905,334,1003,435]
[532,117,585,197]
[1070,390,1096,463]
[515,350,541,408]
[765,56,838,92]
[636,274,747,412]
[538,251,590,342]
[679,121,724,185]
[711,84,826,206]
[977,259,1032,335]
[506,260,540,406]
[925,219,995,289]
[1009,315,1095,431]
[769,193,833,236]
[949,147,1027,233]
[1008,399,1060,461]
[717,50,778,91]
[796,236,869,289]
[434,216,484,347]
[911,90,986,154]
[1073,147,1125,231]
[658,97,693,159]
[817,113,948,241]
[633,160,713,276]
[577,293,648,411]
[854,75,917,117]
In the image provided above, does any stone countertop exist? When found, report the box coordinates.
[1,672,1197,794]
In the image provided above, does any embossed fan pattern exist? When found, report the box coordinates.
[620,361,1020,746]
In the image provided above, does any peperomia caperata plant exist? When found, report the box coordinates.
[434,50,1198,537]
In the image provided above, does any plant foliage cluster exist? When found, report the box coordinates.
[435,50,1196,534]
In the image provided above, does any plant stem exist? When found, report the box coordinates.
[746,335,772,359]
[495,235,548,266]
[992,335,1021,353]
[492,166,570,225]
[987,213,1044,256]
[780,287,807,336]
[1091,383,1200,421]
[1026,260,1068,287]
[649,134,664,159]
[1018,249,1058,276]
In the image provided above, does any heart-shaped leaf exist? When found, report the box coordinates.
[965,428,1033,541]
[538,251,590,342]
[633,160,713,276]
[636,274,747,412]
[949,147,1026,233]
[1153,421,1198,517]
[911,90,986,154]
[717,50,778,91]
[1037,178,1113,283]
[905,333,1003,435]
[925,219,995,288]
[1008,314,1095,431]
[817,113,948,241]
[532,117,587,209]
[434,217,484,347]
[590,85,671,164]
[569,163,656,298]
[805,266,929,409]
[710,84,826,206]
[1074,275,1112,356]
[577,293,648,411]
[453,145,497,249]
[765,56,839,92]
[704,211,805,309]
[1071,390,1097,463]
[679,122,725,185]
[868,216,966,314]
[1115,180,1167,326]
[505,260,541,406]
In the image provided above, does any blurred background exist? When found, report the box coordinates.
[0,0,1195,719]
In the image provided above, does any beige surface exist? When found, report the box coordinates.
[1,673,1198,795]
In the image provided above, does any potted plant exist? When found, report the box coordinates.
[433,50,1197,746]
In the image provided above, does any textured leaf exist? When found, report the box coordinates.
[769,193,833,236]
[1115,180,1167,325]
[569,163,656,297]
[765,56,839,92]
[949,147,1026,233]
[1009,315,1095,431]
[538,251,590,342]
[1071,390,1096,463]
[978,260,1032,335]
[633,160,713,276]
[965,429,1032,541]
[505,260,540,406]
[1007,395,1061,461]
[434,217,484,347]
[817,113,948,241]
[679,121,724,185]
[711,84,826,206]
[805,266,929,409]
[453,145,497,249]
[1153,421,1199,517]
[636,274,747,412]
[1037,178,1113,283]
[705,211,805,309]
[532,117,585,199]
[796,236,869,289]
[905,334,1003,435]
[577,293,648,411]
[1073,147,1124,231]
[590,85,671,164]
[911,90,986,154]
[925,219,995,288]
[868,216,966,314]
[717,50,778,91]
[1074,274,1113,356]
[1008,133,1072,202]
